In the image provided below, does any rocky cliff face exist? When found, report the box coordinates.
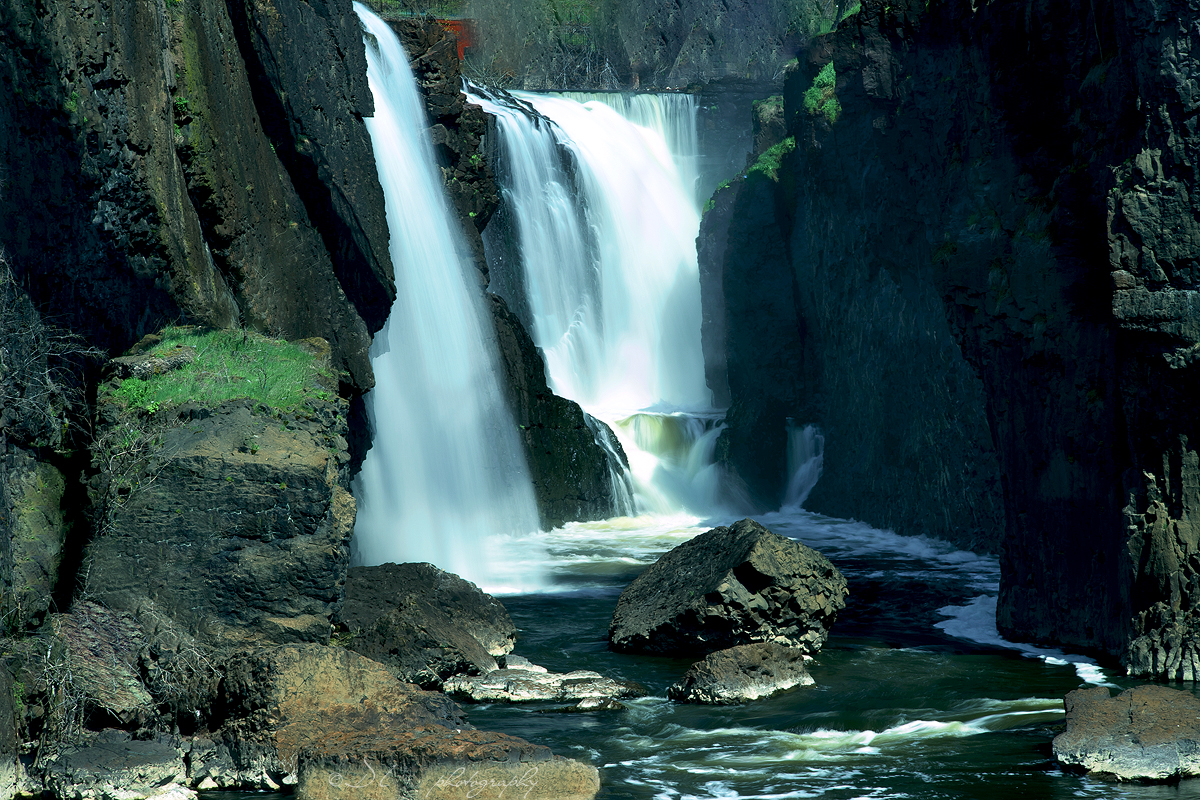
[0,0,387,388]
[705,0,1200,673]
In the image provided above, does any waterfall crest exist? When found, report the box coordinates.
[351,6,542,591]
[783,423,825,510]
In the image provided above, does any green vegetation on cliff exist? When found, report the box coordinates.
[108,328,332,413]
[803,62,841,123]
[748,137,796,181]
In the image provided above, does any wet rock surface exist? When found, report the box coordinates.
[667,643,814,705]
[444,667,646,704]
[337,562,515,688]
[609,518,848,656]
[1053,685,1200,781]
[86,389,355,645]
[487,294,631,528]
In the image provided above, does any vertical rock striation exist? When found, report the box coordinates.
[0,0,390,387]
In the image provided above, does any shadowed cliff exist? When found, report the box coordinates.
[704,0,1200,677]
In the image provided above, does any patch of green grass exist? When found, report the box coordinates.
[108,327,331,413]
[803,62,841,124]
[747,137,796,182]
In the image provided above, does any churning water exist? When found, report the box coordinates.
[351,6,543,592]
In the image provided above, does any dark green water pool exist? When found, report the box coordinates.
[458,510,1200,800]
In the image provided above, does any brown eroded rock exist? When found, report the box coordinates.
[1053,685,1200,781]
[215,644,598,799]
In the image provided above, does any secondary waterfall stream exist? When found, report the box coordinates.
[350,6,542,592]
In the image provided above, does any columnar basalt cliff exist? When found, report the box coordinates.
[703,0,1200,674]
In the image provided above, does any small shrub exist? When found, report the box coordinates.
[803,62,840,124]
[747,137,797,182]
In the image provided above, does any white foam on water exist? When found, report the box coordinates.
[758,508,1000,589]
[935,595,1116,685]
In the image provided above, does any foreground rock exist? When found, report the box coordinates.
[1052,685,1200,781]
[40,730,193,800]
[213,644,598,800]
[444,667,645,704]
[667,643,814,705]
[85,334,354,646]
[609,519,848,655]
[337,563,515,688]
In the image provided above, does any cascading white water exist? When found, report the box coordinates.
[351,6,543,591]
[783,422,825,510]
[469,87,740,515]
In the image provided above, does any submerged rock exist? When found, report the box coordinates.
[609,518,848,656]
[1052,685,1200,781]
[337,563,516,688]
[444,667,645,704]
[668,643,814,705]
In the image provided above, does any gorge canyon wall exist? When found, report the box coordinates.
[704,0,1200,676]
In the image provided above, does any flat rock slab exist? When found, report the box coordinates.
[41,730,192,800]
[609,518,848,656]
[298,753,599,800]
[444,668,646,704]
[668,642,814,704]
[1053,685,1200,781]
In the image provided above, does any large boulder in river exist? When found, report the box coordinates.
[667,643,814,705]
[609,518,847,655]
[1052,685,1200,781]
[336,563,517,688]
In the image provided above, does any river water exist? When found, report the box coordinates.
[469,512,1200,799]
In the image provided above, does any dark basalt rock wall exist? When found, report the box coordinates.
[0,0,387,388]
[705,0,1200,671]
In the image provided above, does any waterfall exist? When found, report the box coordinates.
[350,6,543,591]
[782,422,825,510]
[469,87,741,516]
